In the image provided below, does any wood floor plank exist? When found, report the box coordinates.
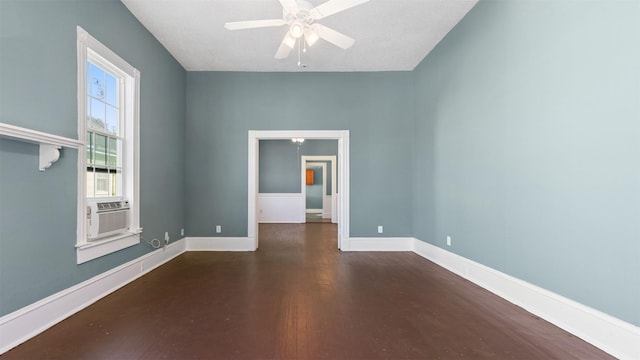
[3,223,613,359]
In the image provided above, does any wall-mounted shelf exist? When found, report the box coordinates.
[0,122,83,171]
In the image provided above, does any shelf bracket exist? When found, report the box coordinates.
[39,144,62,171]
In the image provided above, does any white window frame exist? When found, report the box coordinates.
[76,26,141,264]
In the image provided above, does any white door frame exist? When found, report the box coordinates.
[304,162,327,215]
[248,130,349,250]
[302,156,337,222]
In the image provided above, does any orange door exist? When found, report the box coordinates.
[306,169,314,185]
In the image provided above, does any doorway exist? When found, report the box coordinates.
[301,156,337,224]
[248,130,350,250]
[305,162,327,223]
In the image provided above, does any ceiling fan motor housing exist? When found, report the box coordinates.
[284,0,314,31]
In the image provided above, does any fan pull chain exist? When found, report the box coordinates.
[297,38,301,67]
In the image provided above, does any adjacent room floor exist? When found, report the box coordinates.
[3,223,612,359]
[305,212,331,223]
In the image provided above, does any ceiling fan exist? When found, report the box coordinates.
[224,0,370,60]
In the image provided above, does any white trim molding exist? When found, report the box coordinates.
[186,237,254,251]
[248,130,349,250]
[301,156,338,223]
[345,237,414,252]
[76,232,141,264]
[0,122,83,149]
[323,195,331,219]
[0,122,83,171]
[0,238,187,355]
[303,160,328,219]
[412,239,640,360]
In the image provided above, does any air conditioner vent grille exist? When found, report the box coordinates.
[96,200,130,212]
[87,200,130,240]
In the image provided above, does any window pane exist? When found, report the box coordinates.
[94,134,107,166]
[105,105,118,135]
[106,73,117,106]
[95,173,109,197]
[90,64,105,100]
[108,137,118,167]
[90,98,106,131]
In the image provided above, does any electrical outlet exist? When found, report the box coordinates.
[180,228,184,236]
[377,225,383,234]
[446,236,451,246]
[216,225,222,233]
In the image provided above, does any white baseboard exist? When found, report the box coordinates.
[0,238,187,354]
[186,237,254,251]
[346,237,414,252]
[258,220,304,224]
[412,239,640,360]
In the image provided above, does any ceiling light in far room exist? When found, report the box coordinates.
[292,138,305,167]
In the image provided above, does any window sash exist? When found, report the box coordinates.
[85,59,124,200]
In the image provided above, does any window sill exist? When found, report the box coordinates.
[76,228,142,264]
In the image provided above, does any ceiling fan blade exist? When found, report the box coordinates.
[309,0,370,20]
[274,33,296,59]
[224,19,286,30]
[278,0,299,12]
[311,24,355,49]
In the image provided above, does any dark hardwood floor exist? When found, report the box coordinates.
[3,223,612,359]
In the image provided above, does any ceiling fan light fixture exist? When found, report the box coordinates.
[289,21,304,38]
[304,28,319,47]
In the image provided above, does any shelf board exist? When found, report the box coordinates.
[0,122,83,171]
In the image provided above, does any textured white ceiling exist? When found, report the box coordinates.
[120,0,478,72]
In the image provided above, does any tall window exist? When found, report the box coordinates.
[86,60,123,198]
[77,27,140,264]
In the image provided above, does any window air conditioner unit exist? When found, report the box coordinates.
[87,200,130,240]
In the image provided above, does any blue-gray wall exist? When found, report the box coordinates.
[259,139,337,193]
[0,0,186,316]
[412,0,640,326]
[186,72,413,238]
